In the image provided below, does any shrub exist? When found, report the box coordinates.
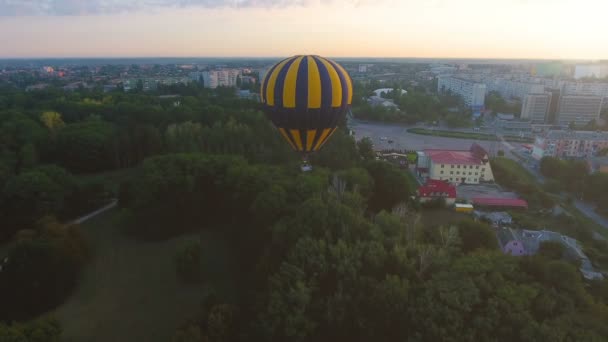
[175,239,202,282]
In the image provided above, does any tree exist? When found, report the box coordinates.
[364,160,411,212]
[457,220,499,253]
[538,241,566,260]
[0,317,62,342]
[175,239,202,282]
[40,111,65,135]
[0,218,88,321]
[357,137,375,161]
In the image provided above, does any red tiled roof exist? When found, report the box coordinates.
[424,150,484,165]
[424,143,489,166]
[472,197,528,208]
[418,180,456,198]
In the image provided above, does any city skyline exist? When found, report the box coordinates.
[0,0,607,59]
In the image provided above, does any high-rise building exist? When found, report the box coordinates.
[521,93,551,123]
[437,76,486,113]
[485,78,545,100]
[201,69,242,89]
[556,95,603,126]
[561,81,608,109]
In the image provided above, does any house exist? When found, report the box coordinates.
[417,180,456,205]
[418,143,495,185]
[496,228,604,280]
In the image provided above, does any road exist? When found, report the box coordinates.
[575,200,608,229]
[70,200,117,225]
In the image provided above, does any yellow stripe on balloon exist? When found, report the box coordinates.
[266,58,292,106]
[307,56,322,109]
[318,57,343,108]
[278,128,297,150]
[282,56,304,109]
[313,128,332,151]
[290,129,304,151]
[316,127,338,150]
[306,130,317,152]
[333,62,353,105]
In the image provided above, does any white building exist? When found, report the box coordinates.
[418,143,495,185]
[574,64,608,79]
[556,95,603,126]
[561,81,608,108]
[437,76,486,110]
[486,78,545,100]
[521,93,551,123]
[202,69,242,89]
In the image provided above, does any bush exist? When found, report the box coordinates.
[175,239,202,282]
[0,317,62,341]
[0,217,88,321]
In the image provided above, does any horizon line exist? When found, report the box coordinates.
[0,56,602,62]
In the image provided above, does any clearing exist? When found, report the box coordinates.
[51,208,237,342]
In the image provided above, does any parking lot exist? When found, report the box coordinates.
[456,183,519,201]
[349,119,523,159]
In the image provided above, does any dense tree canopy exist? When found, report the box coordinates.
[1,83,608,341]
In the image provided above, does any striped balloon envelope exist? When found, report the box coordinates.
[260,55,353,154]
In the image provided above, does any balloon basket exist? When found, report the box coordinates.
[301,163,313,172]
[300,155,312,172]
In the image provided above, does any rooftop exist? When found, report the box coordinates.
[425,143,489,166]
[472,197,529,209]
[418,180,456,198]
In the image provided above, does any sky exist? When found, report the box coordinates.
[0,0,607,59]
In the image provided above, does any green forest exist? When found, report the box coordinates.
[1,84,608,341]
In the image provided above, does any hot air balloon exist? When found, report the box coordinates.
[260,55,353,170]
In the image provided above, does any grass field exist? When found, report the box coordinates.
[407,128,532,143]
[52,209,237,342]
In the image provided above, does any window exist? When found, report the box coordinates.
[451,165,454,168]
[474,178,477,182]
[456,171,460,175]
[475,172,479,176]
[457,165,461,168]
[440,171,444,174]
[450,171,453,175]
[476,166,480,169]
[469,172,472,175]
[481,168,486,172]
[441,164,445,168]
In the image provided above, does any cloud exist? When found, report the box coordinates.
[0,0,324,16]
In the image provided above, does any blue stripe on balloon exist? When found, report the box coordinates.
[294,56,309,113]
[262,57,289,104]
[273,57,297,108]
[327,59,348,110]
[312,56,332,110]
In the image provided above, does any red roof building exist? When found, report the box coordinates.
[419,143,495,185]
[472,197,529,209]
[418,180,457,205]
